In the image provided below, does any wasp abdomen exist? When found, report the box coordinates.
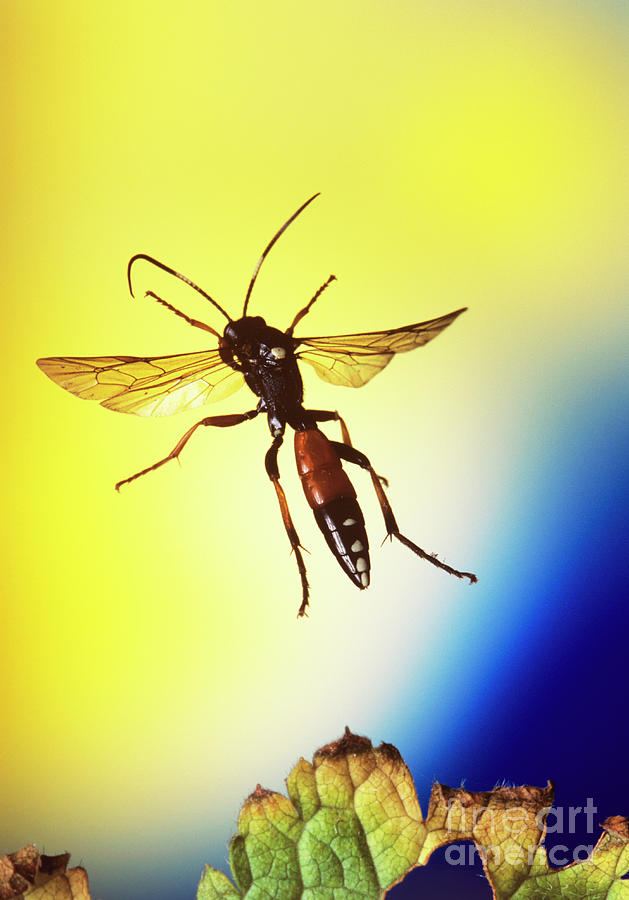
[294,429,370,589]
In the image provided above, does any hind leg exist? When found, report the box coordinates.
[308,409,388,485]
[332,441,477,584]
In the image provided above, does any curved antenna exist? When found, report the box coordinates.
[243,193,320,316]
[127,253,233,323]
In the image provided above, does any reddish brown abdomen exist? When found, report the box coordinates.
[295,429,356,508]
[294,429,370,589]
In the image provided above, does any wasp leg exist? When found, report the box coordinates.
[127,254,232,327]
[286,275,336,335]
[308,408,352,445]
[265,436,310,617]
[115,409,259,491]
[309,409,388,486]
[143,290,220,336]
[331,441,477,584]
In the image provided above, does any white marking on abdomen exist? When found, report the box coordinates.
[356,557,368,573]
[343,518,356,527]
[351,540,363,553]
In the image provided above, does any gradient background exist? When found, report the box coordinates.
[2,1,628,898]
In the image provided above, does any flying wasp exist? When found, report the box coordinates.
[37,194,477,616]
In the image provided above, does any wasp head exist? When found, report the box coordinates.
[222,316,291,367]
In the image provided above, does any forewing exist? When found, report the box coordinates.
[295,307,466,388]
[37,349,244,416]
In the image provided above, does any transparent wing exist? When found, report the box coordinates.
[36,349,244,416]
[295,307,466,388]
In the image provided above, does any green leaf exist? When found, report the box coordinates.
[197,729,629,899]
[197,864,242,900]
[512,817,629,900]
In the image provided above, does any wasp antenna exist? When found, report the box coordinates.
[127,253,233,322]
[243,193,320,316]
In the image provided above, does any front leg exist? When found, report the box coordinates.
[332,441,478,585]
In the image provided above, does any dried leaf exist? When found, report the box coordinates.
[0,848,91,900]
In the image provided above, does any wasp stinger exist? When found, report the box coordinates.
[37,194,477,616]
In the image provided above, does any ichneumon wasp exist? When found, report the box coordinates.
[37,194,477,616]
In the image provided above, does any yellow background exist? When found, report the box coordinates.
[2,1,627,897]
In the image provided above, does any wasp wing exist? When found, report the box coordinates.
[294,307,466,388]
[36,349,244,416]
